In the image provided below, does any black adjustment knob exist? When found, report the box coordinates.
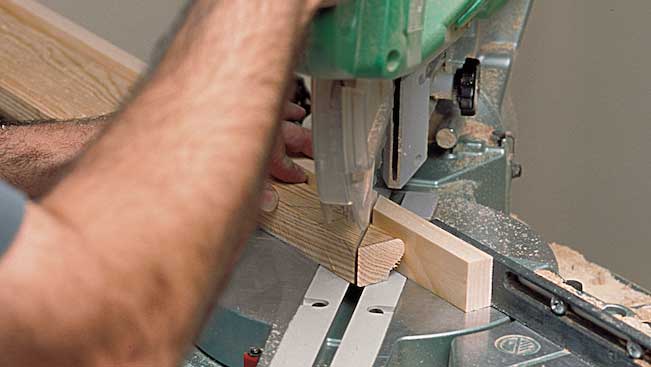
[454,58,480,116]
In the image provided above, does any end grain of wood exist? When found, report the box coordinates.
[357,235,404,286]
[260,159,404,286]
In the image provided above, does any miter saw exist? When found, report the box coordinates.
[183,1,651,366]
[307,0,491,230]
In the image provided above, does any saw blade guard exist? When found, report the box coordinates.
[312,79,394,229]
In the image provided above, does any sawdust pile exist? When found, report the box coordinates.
[551,243,651,320]
[537,243,651,337]
[462,119,495,146]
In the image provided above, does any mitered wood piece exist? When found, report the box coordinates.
[0,0,145,120]
[259,175,404,286]
[373,196,492,312]
[357,235,404,286]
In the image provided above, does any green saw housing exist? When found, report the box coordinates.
[301,0,508,79]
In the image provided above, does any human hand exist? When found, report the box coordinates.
[302,0,343,22]
[260,104,313,212]
[317,0,341,7]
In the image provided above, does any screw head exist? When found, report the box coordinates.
[626,341,643,359]
[511,163,523,179]
[550,297,567,316]
[248,347,263,357]
[436,128,459,149]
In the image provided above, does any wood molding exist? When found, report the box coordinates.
[259,170,405,287]
[373,197,493,311]
[357,236,404,286]
[265,159,491,310]
[0,0,145,120]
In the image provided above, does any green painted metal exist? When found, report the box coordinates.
[456,0,488,26]
[301,0,508,79]
[196,306,271,367]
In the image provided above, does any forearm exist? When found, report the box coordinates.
[0,1,318,366]
[0,117,108,197]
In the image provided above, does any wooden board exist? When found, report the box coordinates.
[373,196,493,312]
[0,0,145,120]
[265,159,491,309]
[259,175,405,287]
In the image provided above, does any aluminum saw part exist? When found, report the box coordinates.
[269,267,349,367]
[437,219,651,366]
[187,228,511,367]
[400,191,438,220]
[330,273,406,367]
[400,0,534,214]
[407,60,517,213]
[446,0,533,112]
[449,321,591,367]
[435,116,466,149]
[383,63,431,190]
[183,349,223,367]
[372,281,510,367]
[312,79,394,229]
[193,230,319,367]
[434,196,558,272]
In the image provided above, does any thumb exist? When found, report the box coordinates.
[260,182,279,213]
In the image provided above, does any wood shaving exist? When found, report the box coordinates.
[462,119,496,146]
[550,243,651,322]
[537,269,607,309]
[536,244,651,337]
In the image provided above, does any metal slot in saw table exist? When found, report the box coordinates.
[434,208,651,366]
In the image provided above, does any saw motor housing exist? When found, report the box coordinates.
[301,0,509,229]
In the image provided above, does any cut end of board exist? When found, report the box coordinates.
[464,254,493,311]
[356,238,405,287]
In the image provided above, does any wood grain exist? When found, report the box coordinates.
[373,196,492,312]
[0,0,145,120]
[260,181,360,282]
[259,178,404,286]
[357,235,405,286]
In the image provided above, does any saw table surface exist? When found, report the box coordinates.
[185,227,589,367]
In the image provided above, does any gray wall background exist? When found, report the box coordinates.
[510,1,651,288]
[40,0,651,288]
